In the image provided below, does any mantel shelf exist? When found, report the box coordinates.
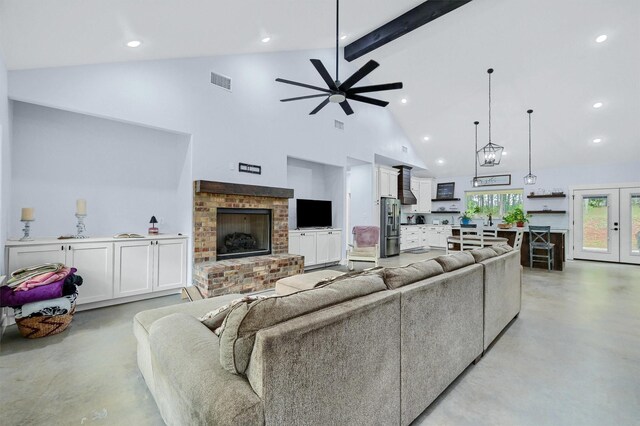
[527,210,567,214]
[431,198,461,202]
[526,194,566,199]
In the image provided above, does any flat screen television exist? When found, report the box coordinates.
[296,199,332,228]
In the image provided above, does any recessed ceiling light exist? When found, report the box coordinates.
[423,136,430,141]
[401,98,408,104]
[593,138,602,143]
[126,40,142,48]
[340,35,347,40]
[595,34,608,43]
[437,159,444,164]
[593,102,603,108]
[261,37,271,43]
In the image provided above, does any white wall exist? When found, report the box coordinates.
[427,161,640,229]
[348,163,374,228]
[286,157,344,230]
[0,53,10,275]
[10,102,191,237]
[7,49,425,191]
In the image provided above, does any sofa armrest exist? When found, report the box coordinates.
[246,291,401,425]
[149,313,263,426]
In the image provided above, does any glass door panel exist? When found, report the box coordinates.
[573,189,619,262]
[620,188,640,264]
[581,196,609,252]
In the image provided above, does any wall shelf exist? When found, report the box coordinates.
[526,193,566,199]
[527,210,567,214]
[431,198,461,202]
[432,210,460,214]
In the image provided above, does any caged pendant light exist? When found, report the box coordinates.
[472,121,481,187]
[524,109,537,185]
[477,68,504,167]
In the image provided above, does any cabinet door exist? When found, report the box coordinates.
[67,243,114,305]
[379,169,391,198]
[389,172,398,198]
[288,232,301,255]
[155,239,187,291]
[419,180,432,213]
[7,245,67,274]
[420,228,429,247]
[328,231,342,262]
[299,233,317,266]
[114,240,154,298]
[316,231,331,264]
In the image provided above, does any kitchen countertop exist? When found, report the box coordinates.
[400,223,451,226]
[451,225,568,234]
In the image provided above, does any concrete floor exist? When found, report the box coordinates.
[1,256,639,425]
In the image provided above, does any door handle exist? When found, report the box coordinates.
[611,228,619,231]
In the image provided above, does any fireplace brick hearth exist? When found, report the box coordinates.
[192,181,300,296]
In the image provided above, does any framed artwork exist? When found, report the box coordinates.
[436,182,456,199]
[475,174,511,187]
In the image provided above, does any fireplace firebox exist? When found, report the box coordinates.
[216,208,272,260]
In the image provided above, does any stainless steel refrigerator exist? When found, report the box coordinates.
[380,197,400,257]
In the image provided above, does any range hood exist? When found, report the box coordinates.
[393,165,417,205]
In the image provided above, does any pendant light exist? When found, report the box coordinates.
[477,68,504,167]
[472,121,481,187]
[524,109,537,185]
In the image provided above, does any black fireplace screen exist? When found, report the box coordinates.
[216,208,272,260]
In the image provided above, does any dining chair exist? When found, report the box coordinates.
[460,228,484,251]
[528,226,554,270]
[513,229,524,251]
[482,229,498,237]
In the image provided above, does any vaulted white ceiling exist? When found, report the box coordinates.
[1,0,638,177]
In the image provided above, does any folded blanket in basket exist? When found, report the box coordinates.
[0,270,79,307]
[6,263,65,287]
[12,267,72,292]
[14,296,71,319]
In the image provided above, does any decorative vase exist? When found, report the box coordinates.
[461,218,471,225]
[516,221,525,227]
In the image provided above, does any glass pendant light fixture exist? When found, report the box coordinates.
[524,109,537,185]
[477,68,504,167]
[472,121,481,187]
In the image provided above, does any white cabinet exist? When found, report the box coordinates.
[425,225,453,248]
[6,235,187,308]
[401,178,432,213]
[67,243,114,304]
[289,229,341,267]
[400,226,421,251]
[377,167,399,199]
[8,242,114,304]
[155,238,188,291]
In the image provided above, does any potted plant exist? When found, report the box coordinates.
[459,206,480,225]
[499,212,515,229]
[510,207,530,228]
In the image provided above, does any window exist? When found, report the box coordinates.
[465,189,524,218]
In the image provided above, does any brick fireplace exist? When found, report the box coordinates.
[192,181,303,297]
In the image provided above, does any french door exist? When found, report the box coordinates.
[573,187,640,264]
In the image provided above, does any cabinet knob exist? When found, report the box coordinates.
[68,245,71,251]
[61,245,64,251]
[151,241,153,245]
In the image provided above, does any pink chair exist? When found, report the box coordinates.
[347,226,380,270]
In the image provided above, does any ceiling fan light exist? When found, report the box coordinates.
[329,93,346,103]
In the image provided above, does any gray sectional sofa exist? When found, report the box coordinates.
[133,245,522,426]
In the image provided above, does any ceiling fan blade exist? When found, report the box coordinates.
[338,60,380,91]
[280,94,329,102]
[309,98,330,115]
[346,93,389,107]
[275,78,332,94]
[349,82,403,94]
[339,100,354,115]
[310,59,338,90]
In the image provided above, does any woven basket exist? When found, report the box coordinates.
[15,305,76,339]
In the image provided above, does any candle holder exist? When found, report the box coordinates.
[75,214,88,238]
[20,219,34,241]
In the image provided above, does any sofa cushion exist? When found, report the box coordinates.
[470,247,499,263]
[218,273,387,375]
[200,295,268,335]
[314,267,383,288]
[491,244,514,255]
[434,251,476,272]
[383,260,444,289]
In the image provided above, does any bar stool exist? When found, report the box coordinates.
[528,226,554,270]
[513,229,524,251]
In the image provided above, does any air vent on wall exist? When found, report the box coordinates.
[334,120,344,130]
[210,72,232,91]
